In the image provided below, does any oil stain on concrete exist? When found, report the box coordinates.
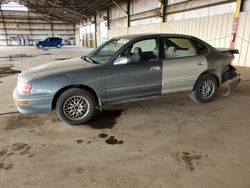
[4,113,59,131]
[11,143,33,156]
[0,149,8,157]
[0,66,21,78]
[4,114,44,130]
[99,133,124,145]
[0,162,13,170]
[173,151,205,171]
[0,142,34,170]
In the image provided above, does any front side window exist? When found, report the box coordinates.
[164,37,197,59]
[121,38,159,63]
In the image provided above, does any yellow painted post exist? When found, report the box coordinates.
[94,33,97,48]
[230,0,242,48]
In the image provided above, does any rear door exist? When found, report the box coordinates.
[161,37,207,94]
[50,38,57,46]
[107,38,162,102]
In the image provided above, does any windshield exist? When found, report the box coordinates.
[86,38,130,64]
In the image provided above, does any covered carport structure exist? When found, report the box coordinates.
[0,0,250,188]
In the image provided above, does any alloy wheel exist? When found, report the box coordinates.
[63,96,90,120]
[199,80,215,100]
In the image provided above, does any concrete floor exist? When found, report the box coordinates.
[0,46,250,188]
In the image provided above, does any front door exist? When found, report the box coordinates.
[107,38,162,102]
[161,37,207,94]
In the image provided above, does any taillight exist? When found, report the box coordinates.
[23,84,32,95]
[17,81,32,95]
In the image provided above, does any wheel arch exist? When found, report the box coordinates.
[193,69,222,91]
[51,84,102,111]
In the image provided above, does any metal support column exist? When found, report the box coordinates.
[0,5,8,46]
[73,23,76,36]
[159,0,167,33]
[127,0,131,28]
[27,0,32,45]
[112,0,129,34]
[163,0,167,23]
[50,17,54,37]
[94,15,97,47]
[107,9,110,30]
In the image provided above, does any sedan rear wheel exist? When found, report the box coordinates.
[56,89,96,125]
[194,74,218,103]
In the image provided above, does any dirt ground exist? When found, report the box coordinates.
[0,46,250,188]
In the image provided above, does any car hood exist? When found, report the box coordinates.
[19,57,97,82]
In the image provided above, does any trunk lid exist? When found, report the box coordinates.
[216,48,239,54]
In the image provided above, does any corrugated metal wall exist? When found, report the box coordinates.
[108,10,250,67]
[235,11,250,67]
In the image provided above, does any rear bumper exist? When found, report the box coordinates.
[13,88,53,114]
[222,65,241,96]
[223,75,241,96]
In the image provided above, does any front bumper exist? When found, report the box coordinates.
[13,88,54,114]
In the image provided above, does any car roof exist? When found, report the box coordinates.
[116,33,194,40]
[47,37,62,39]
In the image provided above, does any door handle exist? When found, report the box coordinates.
[197,61,204,65]
[150,66,160,71]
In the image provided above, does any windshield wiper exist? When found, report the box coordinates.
[81,56,98,64]
[81,56,92,63]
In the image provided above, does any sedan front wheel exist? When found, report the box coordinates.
[56,88,96,125]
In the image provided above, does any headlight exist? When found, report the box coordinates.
[17,80,32,95]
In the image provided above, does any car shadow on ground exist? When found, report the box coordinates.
[85,110,124,129]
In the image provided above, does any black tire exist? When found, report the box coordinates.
[56,44,62,48]
[194,74,218,103]
[56,88,96,125]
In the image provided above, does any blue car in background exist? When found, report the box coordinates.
[36,37,64,48]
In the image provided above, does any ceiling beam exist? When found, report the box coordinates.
[48,0,58,15]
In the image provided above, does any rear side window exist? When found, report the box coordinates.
[163,37,197,59]
[192,39,209,55]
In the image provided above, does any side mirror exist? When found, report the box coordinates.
[114,56,129,65]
